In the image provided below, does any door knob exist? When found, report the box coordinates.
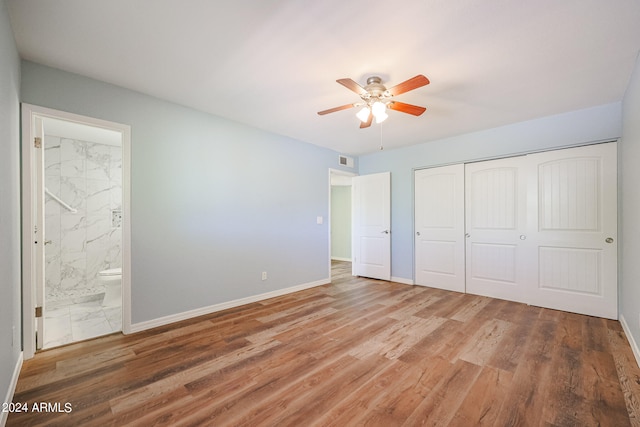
[381,230,389,234]
[44,240,52,245]
[520,235,526,240]
[416,231,421,236]
[606,237,614,244]
[465,233,470,238]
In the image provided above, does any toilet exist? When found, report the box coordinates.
[98,267,122,307]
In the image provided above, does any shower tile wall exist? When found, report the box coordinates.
[45,135,122,304]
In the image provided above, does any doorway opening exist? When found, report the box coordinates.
[328,169,355,281]
[42,117,122,348]
[21,104,131,357]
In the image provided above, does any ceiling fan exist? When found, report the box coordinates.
[318,75,429,128]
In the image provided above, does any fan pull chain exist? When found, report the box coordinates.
[379,122,384,150]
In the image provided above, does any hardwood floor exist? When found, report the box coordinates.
[8,260,640,426]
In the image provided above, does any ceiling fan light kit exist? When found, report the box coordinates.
[374,110,388,124]
[356,107,371,123]
[371,101,386,116]
[318,74,429,128]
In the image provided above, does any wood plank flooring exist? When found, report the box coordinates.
[8,261,640,426]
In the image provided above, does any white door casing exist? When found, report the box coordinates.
[414,164,465,292]
[352,172,391,281]
[21,103,133,359]
[464,156,531,303]
[34,117,46,350]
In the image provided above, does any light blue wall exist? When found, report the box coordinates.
[359,103,622,280]
[21,61,354,324]
[0,0,22,407]
[621,52,640,348]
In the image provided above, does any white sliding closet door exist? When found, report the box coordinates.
[414,143,617,319]
[528,143,617,319]
[414,164,465,292]
[464,156,532,303]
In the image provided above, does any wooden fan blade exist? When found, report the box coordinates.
[387,75,430,96]
[359,111,373,128]
[388,101,426,116]
[317,103,357,115]
[337,78,368,96]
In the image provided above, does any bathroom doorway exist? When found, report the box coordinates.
[21,104,131,356]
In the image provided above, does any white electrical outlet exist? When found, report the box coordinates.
[262,271,267,281]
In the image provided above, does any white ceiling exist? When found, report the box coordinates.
[7,0,640,155]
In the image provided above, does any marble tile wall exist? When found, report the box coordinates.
[44,135,122,303]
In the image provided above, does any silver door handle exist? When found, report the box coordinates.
[606,237,614,243]
[465,233,470,238]
[416,231,421,236]
[44,240,52,245]
[381,230,389,234]
[520,235,526,240]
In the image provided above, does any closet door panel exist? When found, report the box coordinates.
[414,164,465,292]
[529,143,617,319]
[538,247,601,294]
[465,157,531,303]
[469,242,517,283]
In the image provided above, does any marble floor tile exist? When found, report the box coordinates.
[45,306,71,319]
[72,315,113,341]
[70,300,105,317]
[43,299,122,349]
[104,306,122,331]
[43,312,73,349]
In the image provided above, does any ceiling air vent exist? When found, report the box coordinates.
[338,155,354,168]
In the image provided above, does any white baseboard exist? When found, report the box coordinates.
[129,278,329,334]
[331,257,352,262]
[391,276,414,285]
[1,352,23,427]
[619,314,640,369]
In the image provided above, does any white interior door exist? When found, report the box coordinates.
[528,143,617,319]
[352,172,391,281]
[414,164,465,292]
[465,156,531,303]
[34,117,46,350]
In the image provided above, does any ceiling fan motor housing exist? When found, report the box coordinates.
[364,76,389,100]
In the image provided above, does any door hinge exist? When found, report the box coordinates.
[35,306,43,318]
[34,137,42,148]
